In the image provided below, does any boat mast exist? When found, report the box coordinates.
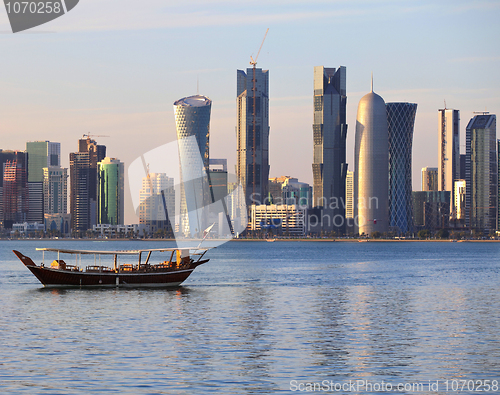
[145,251,152,265]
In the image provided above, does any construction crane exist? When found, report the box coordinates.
[250,28,268,66]
[249,28,269,202]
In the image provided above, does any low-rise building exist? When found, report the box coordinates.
[249,204,307,235]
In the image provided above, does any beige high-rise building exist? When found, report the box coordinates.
[438,109,460,204]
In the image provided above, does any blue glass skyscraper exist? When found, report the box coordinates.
[387,102,417,234]
[465,113,497,230]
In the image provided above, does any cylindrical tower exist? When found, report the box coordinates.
[174,95,212,237]
[354,88,389,235]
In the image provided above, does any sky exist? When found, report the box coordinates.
[1,0,499,224]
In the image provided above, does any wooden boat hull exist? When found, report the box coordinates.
[13,250,208,288]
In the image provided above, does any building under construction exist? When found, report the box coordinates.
[236,67,270,207]
[237,29,270,210]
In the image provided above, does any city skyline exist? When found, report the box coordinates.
[0,0,499,223]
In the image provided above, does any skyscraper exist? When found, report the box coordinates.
[0,150,27,229]
[498,140,500,230]
[69,137,106,234]
[43,166,70,235]
[43,167,68,215]
[282,178,312,207]
[236,68,270,207]
[387,102,417,234]
[2,158,28,228]
[312,66,348,233]
[26,141,60,182]
[465,114,497,230]
[139,173,175,235]
[354,82,389,235]
[438,108,460,209]
[174,95,212,237]
[98,157,124,226]
[26,141,61,224]
[209,159,228,203]
[412,191,450,230]
[421,167,438,191]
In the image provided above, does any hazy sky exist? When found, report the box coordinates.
[1,0,499,223]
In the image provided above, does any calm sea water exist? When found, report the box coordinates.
[1,240,500,394]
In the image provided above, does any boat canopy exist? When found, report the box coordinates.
[35,247,213,255]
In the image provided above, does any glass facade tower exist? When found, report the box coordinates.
[236,68,270,207]
[70,137,106,234]
[312,66,347,233]
[98,157,124,226]
[0,150,28,229]
[465,114,497,230]
[26,141,60,182]
[26,141,61,224]
[43,167,68,215]
[387,102,417,234]
[3,158,28,228]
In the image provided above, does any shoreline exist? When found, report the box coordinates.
[1,238,499,243]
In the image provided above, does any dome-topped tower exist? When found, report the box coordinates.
[354,80,389,235]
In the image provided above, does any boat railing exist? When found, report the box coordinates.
[86,265,114,273]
